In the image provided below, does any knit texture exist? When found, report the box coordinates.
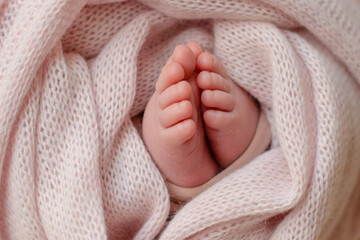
[0,0,359,239]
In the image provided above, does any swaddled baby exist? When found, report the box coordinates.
[142,40,271,200]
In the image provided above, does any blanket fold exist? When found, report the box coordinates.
[0,0,359,239]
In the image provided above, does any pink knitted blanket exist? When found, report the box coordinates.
[1,0,359,239]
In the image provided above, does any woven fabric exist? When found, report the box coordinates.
[0,0,359,239]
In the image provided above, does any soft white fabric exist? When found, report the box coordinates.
[0,0,359,239]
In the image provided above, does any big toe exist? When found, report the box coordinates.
[197,51,228,78]
[186,40,203,58]
[172,44,197,79]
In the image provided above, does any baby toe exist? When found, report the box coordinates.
[159,100,193,128]
[162,119,196,145]
[203,110,233,130]
[197,51,227,78]
[197,71,231,92]
[156,61,185,94]
[201,90,235,112]
[186,40,203,58]
[158,80,192,109]
[172,44,197,79]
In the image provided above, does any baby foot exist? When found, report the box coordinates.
[142,41,218,187]
[197,51,260,169]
